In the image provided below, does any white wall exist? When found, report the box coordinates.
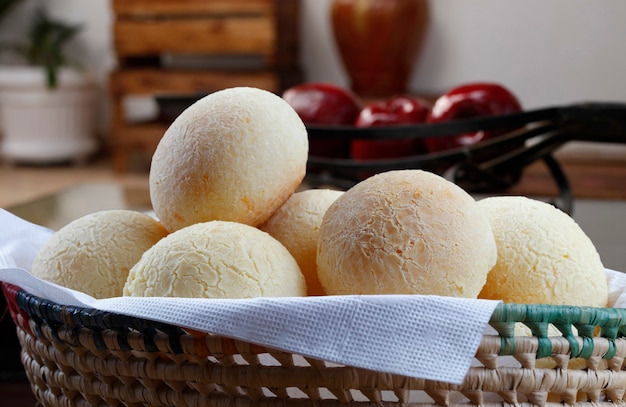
[2,0,626,129]
[412,0,626,109]
[303,0,626,109]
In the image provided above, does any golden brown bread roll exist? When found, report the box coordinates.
[149,87,308,232]
[31,210,168,299]
[260,189,344,296]
[317,170,497,297]
[478,196,608,307]
[124,220,307,299]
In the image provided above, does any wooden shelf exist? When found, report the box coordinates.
[109,0,302,172]
[112,0,276,19]
[110,69,282,96]
[114,16,276,64]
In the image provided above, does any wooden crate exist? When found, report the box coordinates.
[109,0,302,172]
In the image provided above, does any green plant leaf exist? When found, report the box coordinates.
[26,7,82,88]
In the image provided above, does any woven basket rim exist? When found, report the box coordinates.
[6,282,626,406]
[4,282,626,340]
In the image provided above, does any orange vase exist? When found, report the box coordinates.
[331,0,428,97]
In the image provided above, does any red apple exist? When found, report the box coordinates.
[424,82,522,152]
[282,82,362,158]
[351,95,431,160]
[282,82,362,125]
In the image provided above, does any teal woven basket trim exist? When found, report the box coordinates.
[552,322,574,336]
[487,321,517,355]
[552,322,581,358]
[491,303,626,332]
[536,337,553,359]
[524,322,553,359]
[598,307,626,339]
[577,336,595,359]
[602,326,620,339]
[574,324,597,338]
[525,321,550,337]
[499,336,516,355]
[523,304,565,323]
[490,303,626,358]
[489,321,516,337]
[604,338,617,360]
[489,303,526,336]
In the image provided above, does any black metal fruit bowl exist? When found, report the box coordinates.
[304,102,626,215]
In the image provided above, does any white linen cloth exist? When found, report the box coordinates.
[3,208,621,385]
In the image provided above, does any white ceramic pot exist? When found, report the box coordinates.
[0,66,98,165]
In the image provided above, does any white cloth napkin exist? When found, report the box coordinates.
[0,208,509,384]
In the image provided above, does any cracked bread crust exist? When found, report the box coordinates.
[317,170,497,297]
[150,87,308,233]
[124,220,306,299]
[31,210,168,299]
[478,196,607,307]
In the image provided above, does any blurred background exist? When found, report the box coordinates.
[0,2,625,404]
[0,0,625,141]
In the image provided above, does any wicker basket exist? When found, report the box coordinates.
[3,282,626,407]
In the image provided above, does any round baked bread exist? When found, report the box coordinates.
[31,210,168,299]
[124,220,307,298]
[317,170,497,297]
[478,196,608,307]
[150,87,308,232]
[260,189,344,296]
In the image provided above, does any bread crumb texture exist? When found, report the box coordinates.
[149,87,308,232]
[260,189,344,295]
[478,196,607,307]
[124,220,307,299]
[31,210,169,299]
[317,170,497,297]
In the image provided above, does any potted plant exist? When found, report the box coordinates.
[0,6,98,165]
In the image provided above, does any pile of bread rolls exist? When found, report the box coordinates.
[31,86,608,309]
